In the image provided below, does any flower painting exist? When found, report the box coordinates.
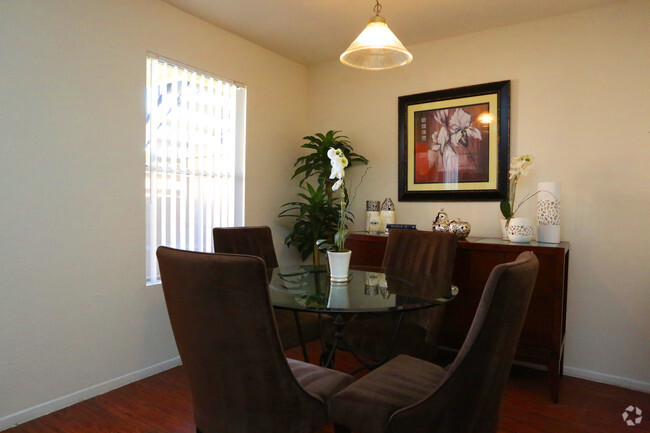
[414,104,489,184]
[398,81,510,201]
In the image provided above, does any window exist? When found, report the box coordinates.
[145,54,246,284]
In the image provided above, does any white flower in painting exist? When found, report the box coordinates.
[427,107,483,183]
[449,108,482,148]
[433,109,449,127]
[431,111,452,156]
[431,126,451,154]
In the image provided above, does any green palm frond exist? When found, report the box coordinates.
[279,130,369,262]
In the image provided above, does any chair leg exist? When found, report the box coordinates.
[334,423,351,433]
[293,311,310,363]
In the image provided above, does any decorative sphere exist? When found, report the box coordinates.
[454,221,471,239]
[448,218,460,234]
[433,221,449,232]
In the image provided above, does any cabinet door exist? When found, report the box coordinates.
[442,249,511,347]
[517,253,560,348]
[443,246,564,355]
[347,235,386,267]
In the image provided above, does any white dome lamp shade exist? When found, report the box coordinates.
[340,0,413,70]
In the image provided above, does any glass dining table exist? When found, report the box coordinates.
[269,265,458,369]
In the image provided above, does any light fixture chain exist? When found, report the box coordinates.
[373,0,382,16]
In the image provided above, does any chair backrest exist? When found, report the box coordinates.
[387,251,539,433]
[382,229,458,281]
[382,229,458,350]
[213,226,279,269]
[156,247,326,433]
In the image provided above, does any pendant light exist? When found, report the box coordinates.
[340,0,413,70]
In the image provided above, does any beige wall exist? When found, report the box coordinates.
[1,0,648,428]
[0,0,306,427]
[308,0,650,389]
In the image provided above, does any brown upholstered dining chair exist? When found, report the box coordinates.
[213,226,321,357]
[322,229,458,363]
[157,247,354,433]
[330,251,539,433]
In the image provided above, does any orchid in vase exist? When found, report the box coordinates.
[316,147,367,254]
[317,148,350,253]
[500,154,535,223]
[501,154,559,241]
[499,154,562,242]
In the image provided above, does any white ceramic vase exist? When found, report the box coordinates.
[500,218,509,240]
[328,250,352,282]
[507,217,534,243]
[537,181,561,243]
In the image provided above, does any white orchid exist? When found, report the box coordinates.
[323,147,370,251]
[326,147,355,251]
[501,154,535,220]
[330,165,346,180]
[508,154,534,180]
[328,147,348,181]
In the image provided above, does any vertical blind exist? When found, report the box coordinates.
[145,55,246,284]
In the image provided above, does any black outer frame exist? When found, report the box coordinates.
[398,80,511,202]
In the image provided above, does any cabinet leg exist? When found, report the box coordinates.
[548,357,560,403]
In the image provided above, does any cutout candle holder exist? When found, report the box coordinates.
[537,182,560,243]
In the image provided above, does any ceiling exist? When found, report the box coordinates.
[160,0,621,65]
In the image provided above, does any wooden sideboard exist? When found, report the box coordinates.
[346,232,570,403]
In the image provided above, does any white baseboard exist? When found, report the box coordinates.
[439,346,650,393]
[2,356,647,432]
[0,357,182,432]
[563,366,650,394]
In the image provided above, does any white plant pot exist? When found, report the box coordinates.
[507,217,534,243]
[327,250,352,282]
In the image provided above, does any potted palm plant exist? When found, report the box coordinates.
[279,130,368,264]
[278,182,340,263]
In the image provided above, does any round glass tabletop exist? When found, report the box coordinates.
[269,265,457,314]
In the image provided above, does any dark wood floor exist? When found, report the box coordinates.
[5,341,649,433]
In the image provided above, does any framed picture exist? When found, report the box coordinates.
[398,80,510,201]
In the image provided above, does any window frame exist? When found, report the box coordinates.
[145,53,246,285]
